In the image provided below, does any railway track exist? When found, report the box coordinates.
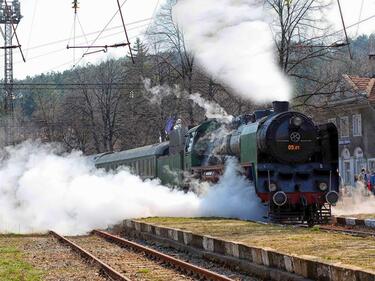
[246,216,375,237]
[316,224,375,237]
[247,218,375,238]
[50,230,235,281]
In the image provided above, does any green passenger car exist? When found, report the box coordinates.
[95,142,169,180]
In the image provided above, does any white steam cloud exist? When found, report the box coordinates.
[143,78,181,105]
[189,93,233,121]
[333,186,375,217]
[144,78,232,120]
[0,141,264,235]
[173,0,291,102]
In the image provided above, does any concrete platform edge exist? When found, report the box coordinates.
[120,220,375,281]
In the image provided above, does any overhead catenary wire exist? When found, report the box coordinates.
[299,13,375,47]
[12,22,150,65]
[25,0,38,59]
[116,0,134,63]
[13,1,375,76]
[356,0,365,37]
[24,18,151,54]
[145,0,161,35]
[11,0,159,77]
[77,16,90,46]
[0,82,142,92]
[336,0,353,59]
[30,29,149,74]
[73,0,129,66]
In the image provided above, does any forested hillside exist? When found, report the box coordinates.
[5,0,375,154]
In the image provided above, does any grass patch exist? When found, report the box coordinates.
[0,246,43,281]
[310,225,320,232]
[137,268,151,274]
[139,217,375,272]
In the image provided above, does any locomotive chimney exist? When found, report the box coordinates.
[273,101,289,114]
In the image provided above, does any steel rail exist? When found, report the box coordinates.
[49,231,131,281]
[93,230,235,281]
[317,225,375,238]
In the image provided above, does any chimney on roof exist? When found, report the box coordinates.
[369,35,375,78]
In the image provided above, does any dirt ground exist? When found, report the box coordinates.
[0,234,106,281]
[139,217,375,272]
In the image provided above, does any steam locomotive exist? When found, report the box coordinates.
[93,101,339,225]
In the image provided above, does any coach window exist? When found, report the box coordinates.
[339,116,349,138]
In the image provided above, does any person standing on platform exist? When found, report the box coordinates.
[358,169,369,195]
[370,171,375,195]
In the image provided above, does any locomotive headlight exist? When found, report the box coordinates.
[291,116,303,127]
[269,183,277,192]
[326,191,339,205]
[273,191,288,206]
[318,182,328,191]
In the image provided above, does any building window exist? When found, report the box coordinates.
[352,114,362,136]
[328,118,337,127]
[340,116,349,138]
[369,159,375,173]
[343,160,351,185]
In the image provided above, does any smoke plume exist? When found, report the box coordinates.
[173,0,291,102]
[189,93,233,121]
[0,141,264,235]
[333,185,375,217]
[143,78,181,105]
[144,79,232,120]
[199,157,266,220]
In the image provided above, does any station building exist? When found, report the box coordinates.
[323,74,375,186]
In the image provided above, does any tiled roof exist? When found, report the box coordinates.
[343,74,375,100]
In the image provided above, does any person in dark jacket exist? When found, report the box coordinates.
[370,171,375,195]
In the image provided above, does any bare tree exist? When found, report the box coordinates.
[147,0,196,124]
[32,89,63,142]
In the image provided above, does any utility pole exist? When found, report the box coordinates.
[0,0,21,114]
[0,0,22,145]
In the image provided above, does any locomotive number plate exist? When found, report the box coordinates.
[288,144,301,151]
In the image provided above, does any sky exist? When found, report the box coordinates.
[5,0,375,80]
